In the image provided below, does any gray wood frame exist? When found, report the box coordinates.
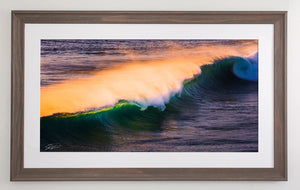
[11,11,287,181]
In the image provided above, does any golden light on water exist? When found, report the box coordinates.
[40,42,258,117]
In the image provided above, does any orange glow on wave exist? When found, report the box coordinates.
[40,42,258,117]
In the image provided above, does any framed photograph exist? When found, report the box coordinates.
[11,11,287,180]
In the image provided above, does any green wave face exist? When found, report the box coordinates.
[40,101,166,150]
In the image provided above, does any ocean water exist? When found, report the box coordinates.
[40,40,258,152]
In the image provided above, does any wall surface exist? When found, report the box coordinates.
[1,0,299,189]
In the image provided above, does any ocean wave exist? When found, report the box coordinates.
[40,53,258,150]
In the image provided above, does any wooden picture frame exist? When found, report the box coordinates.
[11,11,287,181]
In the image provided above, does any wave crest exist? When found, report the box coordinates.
[40,53,258,117]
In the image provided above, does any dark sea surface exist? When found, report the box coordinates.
[40,40,258,152]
